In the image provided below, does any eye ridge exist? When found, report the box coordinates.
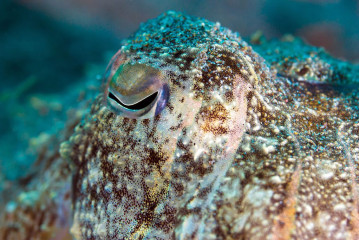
[108,91,158,110]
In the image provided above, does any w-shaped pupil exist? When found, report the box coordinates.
[109,91,158,110]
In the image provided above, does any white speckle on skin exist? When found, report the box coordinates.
[303,204,313,216]
[194,148,204,160]
[306,221,314,231]
[95,222,107,238]
[244,185,273,208]
[287,157,296,162]
[88,167,100,186]
[320,171,334,181]
[269,175,282,184]
[333,203,346,212]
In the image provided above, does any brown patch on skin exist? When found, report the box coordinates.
[272,165,302,240]
[199,103,229,135]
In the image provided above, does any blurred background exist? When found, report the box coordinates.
[0,0,359,182]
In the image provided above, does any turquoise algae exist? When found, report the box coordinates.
[1,11,359,240]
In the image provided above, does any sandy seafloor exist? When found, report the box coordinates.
[0,0,358,193]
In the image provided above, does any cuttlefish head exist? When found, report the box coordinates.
[64,46,254,239]
[62,13,262,240]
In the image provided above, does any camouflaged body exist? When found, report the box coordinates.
[1,11,359,240]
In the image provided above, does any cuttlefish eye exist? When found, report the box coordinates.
[105,62,169,119]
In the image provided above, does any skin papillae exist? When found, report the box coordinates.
[1,11,359,240]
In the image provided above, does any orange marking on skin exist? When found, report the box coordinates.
[350,193,359,240]
[272,165,301,240]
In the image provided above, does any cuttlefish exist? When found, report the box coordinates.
[1,11,359,240]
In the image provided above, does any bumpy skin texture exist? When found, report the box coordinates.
[1,11,359,240]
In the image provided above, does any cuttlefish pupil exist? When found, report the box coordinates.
[105,62,169,118]
[108,90,159,111]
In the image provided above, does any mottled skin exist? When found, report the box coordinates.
[1,11,359,240]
